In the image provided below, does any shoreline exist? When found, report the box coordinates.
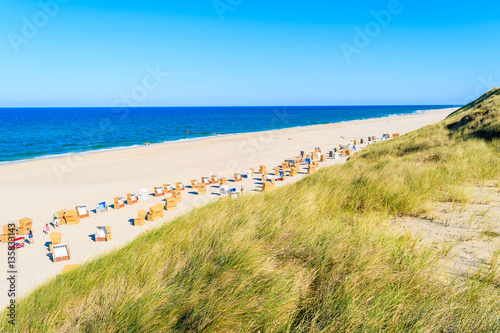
[0,107,455,166]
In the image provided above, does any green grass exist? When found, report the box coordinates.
[3,89,500,332]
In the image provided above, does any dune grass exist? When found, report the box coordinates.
[3,89,500,332]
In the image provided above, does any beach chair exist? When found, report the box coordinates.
[262,181,275,192]
[61,264,81,275]
[76,205,89,218]
[274,167,280,176]
[289,167,297,177]
[17,217,32,235]
[320,154,326,162]
[278,170,286,181]
[172,190,182,202]
[259,165,267,174]
[230,188,241,199]
[305,157,311,165]
[307,165,316,174]
[234,173,242,182]
[134,209,148,226]
[314,147,321,153]
[360,138,364,144]
[54,209,65,225]
[211,175,219,184]
[176,182,185,191]
[300,151,305,157]
[281,162,289,171]
[49,232,62,252]
[191,179,198,189]
[163,184,172,194]
[198,183,207,195]
[154,186,165,197]
[2,224,14,234]
[114,196,125,209]
[341,150,346,156]
[148,203,165,221]
[247,168,254,178]
[1,234,9,243]
[345,150,351,157]
[139,188,149,200]
[52,243,70,262]
[127,193,138,205]
[202,176,211,185]
[95,226,111,242]
[18,217,33,230]
[220,178,228,186]
[64,210,80,225]
[96,202,108,213]
[220,185,229,197]
[165,197,177,211]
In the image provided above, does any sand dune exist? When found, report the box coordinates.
[0,108,455,306]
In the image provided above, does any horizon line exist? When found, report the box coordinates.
[0,104,462,109]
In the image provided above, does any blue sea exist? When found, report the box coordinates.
[0,106,457,164]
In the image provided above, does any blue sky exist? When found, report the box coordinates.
[0,0,499,107]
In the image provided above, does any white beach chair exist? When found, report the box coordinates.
[155,186,164,196]
[96,201,108,213]
[139,188,149,200]
[77,204,89,218]
[220,185,229,197]
[53,243,70,262]
[230,189,241,199]
[95,226,111,242]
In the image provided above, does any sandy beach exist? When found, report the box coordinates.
[0,108,456,306]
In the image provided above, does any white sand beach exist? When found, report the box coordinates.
[0,108,456,306]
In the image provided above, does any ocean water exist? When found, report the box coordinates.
[0,105,456,164]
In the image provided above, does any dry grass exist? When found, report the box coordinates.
[2,89,500,332]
